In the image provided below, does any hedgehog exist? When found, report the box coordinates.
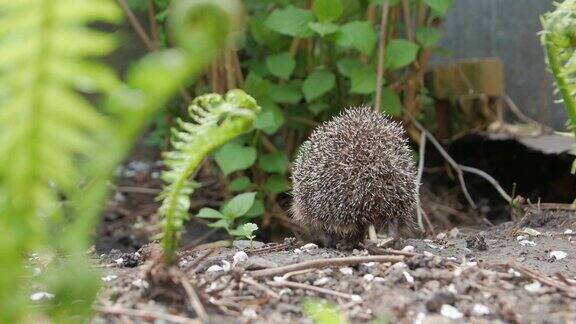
[291,107,418,248]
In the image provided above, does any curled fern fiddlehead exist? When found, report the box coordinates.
[541,0,576,135]
[159,89,260,263]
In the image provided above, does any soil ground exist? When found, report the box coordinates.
[91,206,576,323]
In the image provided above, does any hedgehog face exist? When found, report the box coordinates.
[291,106,418,248]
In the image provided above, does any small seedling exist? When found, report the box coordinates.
[197,192,259,245]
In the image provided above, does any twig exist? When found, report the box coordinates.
[502,94,553,132]
[459,165,512,203]
[148,0,159,46]
[248,255,404,278]
[94,305,200,324]
[178,273,209,321]
[507,261,576,298]
[241,277,280,299]
[282,268,316,280]
[374,0,390,111]
[412,118,512,206]
[116,0,156,51]
[401,0,414,41]
[416,131,426,231]
[267,280,356,300]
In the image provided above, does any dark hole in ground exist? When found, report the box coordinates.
[423,133,576,223]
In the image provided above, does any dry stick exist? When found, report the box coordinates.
[410,119,476,208]
[248,255,404,278]
[94,305,200,324]
[374,0,390,112]
[416,131,427,232]
[459,165,512,202]
[117,0,155,51]
[148,0,159,45]
[401,0,414,41]
[116,0,193,105]
[267,280,356,300]
[502,94,554,132]
[508,261,576,298]
[224,50,237,90]
[178,273,209,322]
[241,277,281,299]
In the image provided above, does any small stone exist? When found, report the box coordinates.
[206,265,224,272]
[232,251,249,266]
[401,245,415,253]
[466,234,488,251]
[508,268,522,277]
[403,271,414,284]
[519,240,536,246]
[426,291,456,312]
[339,267,354,275]
[423,251,435,258]
[114,258,124,265]
[294,248,303,254]
[363,274,374,282]
[350,295,363,302]
[221,260,231,272]
[30,292,54,301]
[273,276,285,283]
[102,275,118,282]
[449,227,460,238]
[363,262,375,267]
[242,309,257,319]
[471,304,491,316]
[313,277,330,285]
[564,229,574,234]
[436,232,447,240]
[524,281,543,294]
[301,243,318,251]
[516,235,526,241]
[522,227,541,236]
[550,250,567,261]
[132,278,149,289]
[440,304,463,319]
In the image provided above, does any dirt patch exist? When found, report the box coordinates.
[92,208,576,323]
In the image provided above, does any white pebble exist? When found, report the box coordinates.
[221,260,231,272]
[101,275,118,282]
[339,267,354,275]
[350,295,363,302]
[232,251,248,266]
[449,227,460,238]
[403,271,414,284]
[362,262,375,267]
[423,251,435,258]
[30,292,54,301]
[564,229,574,234]
[440,304,463,319]
[313,277,330,285]
[206,265,224,272]
[522,227,541,236]
[508,268,522,277]
[519,240,536,246]
[273,276,285,283]
[363,274,374,282]
[524,281,543,294]
[132,278,149,289]
[472,304,491,316]
[278,288,292,295]
[446,284,458,295]
[114,258,124,265]
[401,245,415,253]
[436,232,447,240]
[300,243,318,251]
[293,248,303,254]
[550,250,567,260]
[242,309,257,319]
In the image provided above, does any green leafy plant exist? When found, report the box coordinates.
[198,192,259,245]
[0,0,241,321]
[301,298,347,324]
[159,91,260,263]
[541,0,576,136]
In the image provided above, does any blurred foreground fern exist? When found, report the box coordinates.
[0,0,242,321]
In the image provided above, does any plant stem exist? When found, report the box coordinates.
[374,0,390,112]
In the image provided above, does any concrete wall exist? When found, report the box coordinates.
[433,0,567,130]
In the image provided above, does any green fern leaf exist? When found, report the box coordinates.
[159,90,260,263]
